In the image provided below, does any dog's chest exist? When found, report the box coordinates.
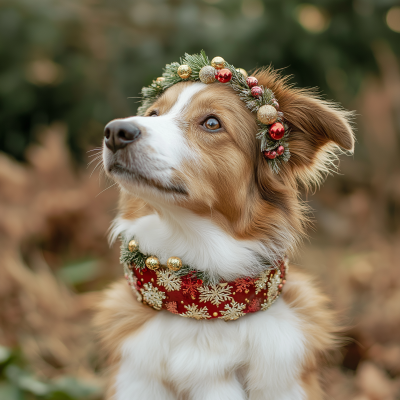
[115,297,306,399]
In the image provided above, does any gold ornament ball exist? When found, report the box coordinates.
[211,56,225,70]
[199,66,216,84]
[177,64,192,79]
[156,77,165,82]
[128,239,139,252]
[167,256,182,271]
[145,256,160,270]
[236,68,248,78]
[257,105,278,125]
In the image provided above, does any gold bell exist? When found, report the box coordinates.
[211,56,225,70]
[236,68,248,78]
[177,64,192,79]
[145,256,160,270]
[128,239,138,252]
[167,256,182,271]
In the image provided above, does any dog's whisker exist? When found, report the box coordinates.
[88,152,102,158]
[87,156,102,168]
[95,182,117,198]
[90,160,104,178]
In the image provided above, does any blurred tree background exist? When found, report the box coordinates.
[1,0,399,161]
[1,0,400,399]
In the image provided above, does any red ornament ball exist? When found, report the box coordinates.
[216,68,232,83]
[246,76,258,88]
[263,150,277,160]
[269,122,285,140]
[251,86,263,98]
[277,145,285,156]
[272,100,279,110]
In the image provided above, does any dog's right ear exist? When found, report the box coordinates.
[255,69,355,187]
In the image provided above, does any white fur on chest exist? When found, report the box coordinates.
[116,297,305,400]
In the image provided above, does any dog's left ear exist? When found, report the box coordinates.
[255,69,355,185]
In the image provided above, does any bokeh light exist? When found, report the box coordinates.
[387,6,400,33]
[241,0,264,20]
[296,4,330,33]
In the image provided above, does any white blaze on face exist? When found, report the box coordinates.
[125,82,206,168]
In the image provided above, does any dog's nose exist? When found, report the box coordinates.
[104,120,141,153]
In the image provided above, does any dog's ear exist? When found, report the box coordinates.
[255,68,355,186]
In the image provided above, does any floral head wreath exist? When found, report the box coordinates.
[138,50,290,173]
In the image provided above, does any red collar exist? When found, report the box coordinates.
[124,258,288,321]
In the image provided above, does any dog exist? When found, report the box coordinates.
[95,59,354,399]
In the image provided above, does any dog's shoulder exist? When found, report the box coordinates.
[283,265,339,396]
[283,266,338,355]
[93,279,157,363]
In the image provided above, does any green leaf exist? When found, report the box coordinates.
[0,382,22,400]
[5,365,50,396]
[57,260,99,285]
[51,376,102,398]
[0,346,12,364]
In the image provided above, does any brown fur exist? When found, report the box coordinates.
[282,267,340,398]
[94,280,156,362]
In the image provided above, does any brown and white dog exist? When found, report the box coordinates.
[95,68,354,399]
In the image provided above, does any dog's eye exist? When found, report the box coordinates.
[203,117,221,131]
[149,110,158,117]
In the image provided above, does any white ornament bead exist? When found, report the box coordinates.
[199,66,216,84]
[257,105,278,125]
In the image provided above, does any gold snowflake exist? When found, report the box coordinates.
[156,268,181,291]
[261,271,281,311]
[198,284,233,306]
[180,304,211,320]
[254,269,271,294]
[140,282,166,310]
[219,300,246,321]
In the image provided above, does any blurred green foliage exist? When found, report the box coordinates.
[0,346,101,400]
[1,0,399,161]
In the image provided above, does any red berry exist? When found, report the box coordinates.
[263,150,277,160]
[269,122,285,140]
[246,76,258,88]
[216,68,232,83]
[277,145,285,156]
[136,280,142,287]
[251,86,263,98]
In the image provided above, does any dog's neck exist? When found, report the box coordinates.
[111,204,286,282]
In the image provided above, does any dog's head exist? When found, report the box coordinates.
[103,68,354,254]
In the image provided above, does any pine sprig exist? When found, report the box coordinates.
[180,50,209,80]
[120,236,148,270]
[161,62,181,90]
